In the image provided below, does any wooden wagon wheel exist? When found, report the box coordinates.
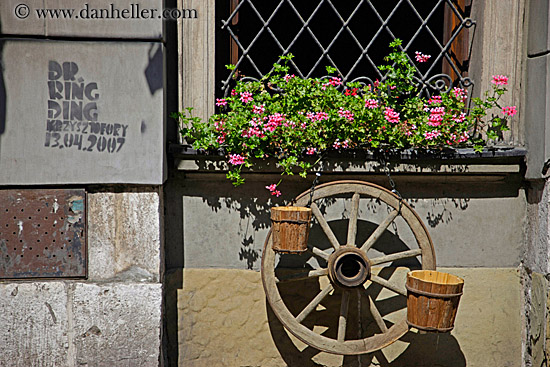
[261,180,436,355]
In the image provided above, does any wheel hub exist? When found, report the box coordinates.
[328,246,371,288]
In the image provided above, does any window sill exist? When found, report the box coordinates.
[169,144,526,176]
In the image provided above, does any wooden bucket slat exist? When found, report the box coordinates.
[271,206,312,254]
[406,270,464,332]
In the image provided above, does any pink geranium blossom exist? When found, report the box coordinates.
[228,154,246,165]
[452,87,467,101]
[265,184,277,191]
[240,91,253,103]
[502,106,517,116]
[265,184,281,197]
[253,104,266,114]
[338,107,354,121]
[365,99,379,109]
[415,51,431,63]
[384,107,400,123]
[424,130,442,141]
[491,75,509,86]
[306,147,317,155]
[216,98,227,107]
[427,107,445,127]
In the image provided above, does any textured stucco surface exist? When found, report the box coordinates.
[168,267,522,367]
[166,174,526,270]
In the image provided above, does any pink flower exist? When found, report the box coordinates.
[272,190,282,197]
[253,104,265,114]
[305,111,328,122]
[415,51,431,63]
[216,98,227,107]
[322,77,342,90]
[306,147,317,155]
[265,184,277,191]
[384,107,400,123]
[231,89,237,96]
[423,130,442,141]
[240,92,253,103]
[452,112,466,123]
[228,154,246,165]
[338,107,354,121]
[428,96,442,104]
[491,75,509,86]
[333,140,341,149]
[452,87,467,101]
[216,132,226,144]
[262,113,285,133]
[284,74,295,82]
[428,107,445,127]
[502,106,517,116]
[365,99,379,109]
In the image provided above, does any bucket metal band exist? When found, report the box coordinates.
[272,219,310,224]
[405,284,463,298]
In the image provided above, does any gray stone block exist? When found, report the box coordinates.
[0,282,69,367]
[0,0,163,40]
[0,39,165,185]
[528,0,550,56]
[87,189,162,281]
[0,0,45,36]
[525,54,550,179]
[72,282,162,367]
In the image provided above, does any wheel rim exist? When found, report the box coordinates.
[261,180,436,355]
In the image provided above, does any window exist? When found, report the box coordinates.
[216,0,473,98]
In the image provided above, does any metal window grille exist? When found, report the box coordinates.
[218,0,475,98]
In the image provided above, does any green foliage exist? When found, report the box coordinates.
[174,40,516,190]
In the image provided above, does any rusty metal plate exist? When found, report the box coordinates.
[0,189,86,278]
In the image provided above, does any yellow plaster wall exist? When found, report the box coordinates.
[166,267,522,366]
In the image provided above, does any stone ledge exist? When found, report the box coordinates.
[171,144,526,176]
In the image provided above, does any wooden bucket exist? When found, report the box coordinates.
[406,270,464,332]
[271,206,312,254]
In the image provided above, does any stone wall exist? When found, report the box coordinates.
[0,0,166,365]
[0,188,164,366]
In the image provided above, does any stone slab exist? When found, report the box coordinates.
[168,267,522,367]
[530,272,547,367]
[87,189,162,281]
[166,174,526,270]
[0,0,163,39]
[528,0,550,56]
[0,39,165,185]
[0,282,69,367]
[72,282,162,367]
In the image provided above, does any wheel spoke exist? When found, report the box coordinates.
[370,275,407,296]
[296,284,334,323]
[311,203,340,250]
[307,246,330,261]
[360,209,399,252]
[337,290,350,341]
[276,268,328,283]
[368,295,388,333]
[346,192,361,246]
[369,248,422,266]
